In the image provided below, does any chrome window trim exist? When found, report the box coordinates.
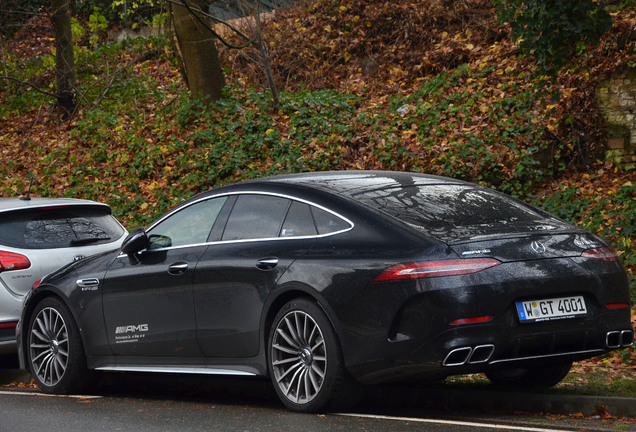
[118,191,354,257]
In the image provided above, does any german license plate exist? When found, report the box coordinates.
[516,296,587,323]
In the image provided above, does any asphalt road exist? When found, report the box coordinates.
[0,388,627,432]
[1,372,635,432]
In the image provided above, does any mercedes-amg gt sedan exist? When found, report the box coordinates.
[17,171,632,412]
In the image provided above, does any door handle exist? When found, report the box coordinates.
[77,278,99,290]
[168,262,189,275]
[256,258,279,270]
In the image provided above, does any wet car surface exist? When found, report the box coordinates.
[17,171,632,412]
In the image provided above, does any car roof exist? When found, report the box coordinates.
[247,170,468,196]
[258,170,465,183]
[236,171,570,243]
[0,197,110,213]
[188,171,469,207]
[154,171,476,231]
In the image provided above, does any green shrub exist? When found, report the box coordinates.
[29,84,360,228]
[382,65,562,196]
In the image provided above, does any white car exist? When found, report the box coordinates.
[0,197,127,354]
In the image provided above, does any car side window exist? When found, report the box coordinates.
[222,195,290,241]
[147,196,227,249]
[311,206,350,235]
[280,201,318,237]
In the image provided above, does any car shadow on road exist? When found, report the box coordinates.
[96,372,282,407]
[94,372,455,414]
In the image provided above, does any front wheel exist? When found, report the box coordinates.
[486,362,572,388]
[268,298,357,412]
[27,297,94,394]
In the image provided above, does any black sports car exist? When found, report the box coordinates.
[17,171,633,412]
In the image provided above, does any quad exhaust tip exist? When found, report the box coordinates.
[606,330,634,349]
[443,344,495,367]
[443,331,634,367]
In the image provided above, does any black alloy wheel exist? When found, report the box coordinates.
[27,297,93,394]
[269,298,353,413]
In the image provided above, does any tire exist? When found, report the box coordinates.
[486,362,572,388]
[268,298,357,413]
[27,297,94,394]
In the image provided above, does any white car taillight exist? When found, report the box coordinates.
[0,251,31,272]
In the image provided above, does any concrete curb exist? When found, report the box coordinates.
[381,385,636,418]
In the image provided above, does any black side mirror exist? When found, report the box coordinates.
[121,228,150,259]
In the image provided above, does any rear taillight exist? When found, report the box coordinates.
[0,251,31,272]
[40,205,70,210]
[581,247,619,262]
[374,258,500,282]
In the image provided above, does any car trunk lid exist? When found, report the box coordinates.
[448,231,606,263]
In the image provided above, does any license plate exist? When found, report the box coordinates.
[516,296,587,323]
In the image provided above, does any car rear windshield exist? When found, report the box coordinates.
[0,205,125,249]
[350,184,567,242]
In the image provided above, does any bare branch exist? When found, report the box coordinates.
[0,76,59,98]
[0,9,49,18]
[87,52,158,111]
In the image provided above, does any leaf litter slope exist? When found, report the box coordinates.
[0,0,634,373]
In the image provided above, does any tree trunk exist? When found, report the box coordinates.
[172,1,225,101]
[50,0,75,118]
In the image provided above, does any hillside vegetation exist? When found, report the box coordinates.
[0,0,634,311]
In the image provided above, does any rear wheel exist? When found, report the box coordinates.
[486,362,572,388]
[27,297,94,394]
[268,298,357,412]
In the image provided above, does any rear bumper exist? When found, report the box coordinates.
[0,322,18,355]
[348,309,632,384]
[0,339,17,356]
[334,257,632,384]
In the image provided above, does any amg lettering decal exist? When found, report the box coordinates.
[115,324,149,334]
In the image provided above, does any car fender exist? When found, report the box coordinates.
[17,284,74,371]
[259,278,348,370]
